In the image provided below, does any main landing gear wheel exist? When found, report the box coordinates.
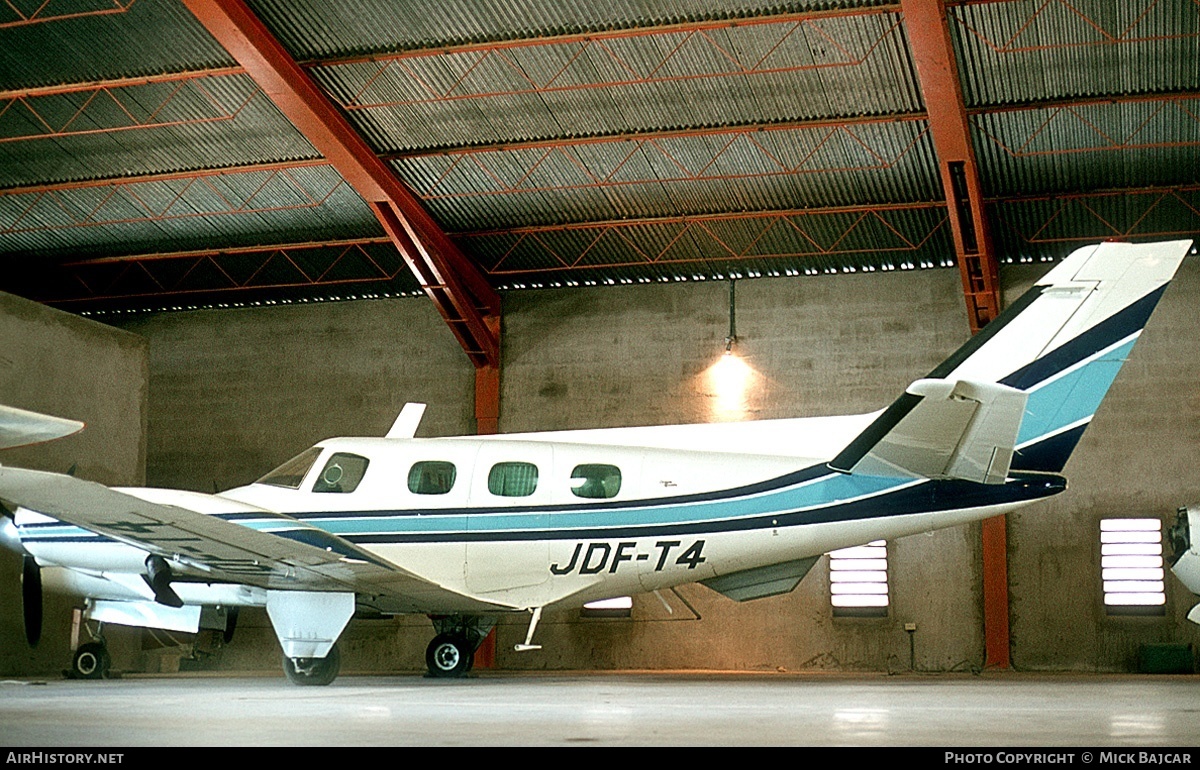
[282,642,341,686]
[426,633,474,678]
[71,642,110,680]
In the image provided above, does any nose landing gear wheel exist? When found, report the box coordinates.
[426,633,473,678]
[71,642,110,680]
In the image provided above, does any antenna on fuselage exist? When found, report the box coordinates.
[386,403,427,439]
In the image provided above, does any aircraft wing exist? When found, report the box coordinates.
[0,466,471,607]
[828,377,1027,485]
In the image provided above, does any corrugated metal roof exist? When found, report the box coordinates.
[972,97,1200,196]
[321,11,921,153]
[251,0,896,58]
[0,0,1197,314]
[951,0,1200,107]
[392,119,940,229]
[0,1,234,90]
[0,74,321,188]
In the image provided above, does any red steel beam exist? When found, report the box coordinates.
[181,0,500,370]
[901,0,1007,670]
[43,180,1195,271]
[49,238,407,303]
[0,159,330,196]
[58,237,390,267]
[0,67,245,100]
[902,0,1000,334]
[965,88,1200,116]
[0,71,259,144]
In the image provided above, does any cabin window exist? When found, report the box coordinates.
[408,461,457,495]
[829,540,889,617]
[257,447,322,489]
[570,464,622,499]
[312,452,370,494]
[488,461,539,497]
[1102,518,1166,615]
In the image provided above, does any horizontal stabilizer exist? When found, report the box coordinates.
[830,378,1028,484]
[0,405,84,450]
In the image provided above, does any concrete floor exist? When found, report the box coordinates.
[1,672,1198,747]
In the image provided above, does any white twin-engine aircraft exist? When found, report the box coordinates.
[0,239,1193,685]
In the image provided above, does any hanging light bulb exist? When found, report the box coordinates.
[724,278,737,355]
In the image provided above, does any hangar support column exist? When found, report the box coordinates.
[901,0,1000,333]
[901,0,1009,669]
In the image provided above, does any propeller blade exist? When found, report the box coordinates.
[21,555,42,647]
[223,606,239,644]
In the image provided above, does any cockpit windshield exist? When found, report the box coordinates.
[256,446,322,489]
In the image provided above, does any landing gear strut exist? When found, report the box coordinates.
[282,642,341,686]
[67,615,111,680]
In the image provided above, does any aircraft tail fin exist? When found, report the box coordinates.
[0,405,84,451]
[830,239,1192,483]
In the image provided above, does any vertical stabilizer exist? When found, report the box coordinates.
[831,240,1191,481]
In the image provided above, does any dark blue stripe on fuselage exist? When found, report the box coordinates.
[327,472,1066,543]
[21,468,1067,546]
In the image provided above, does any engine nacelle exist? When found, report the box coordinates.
[1167,505,1200,624]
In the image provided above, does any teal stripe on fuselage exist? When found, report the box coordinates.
[303,472,914,536]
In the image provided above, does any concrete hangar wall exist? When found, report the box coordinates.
[3,256,1199,676]
[0,293,147,676]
